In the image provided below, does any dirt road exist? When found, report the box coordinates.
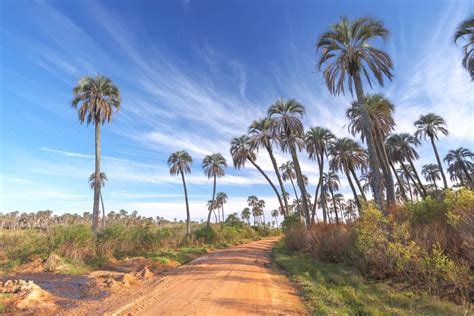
[106,238,304,315]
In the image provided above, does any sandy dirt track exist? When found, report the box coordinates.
[104,238,304,315]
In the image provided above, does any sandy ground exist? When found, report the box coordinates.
[2,238,305,315]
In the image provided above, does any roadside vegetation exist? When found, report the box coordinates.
[0,218,279,275]
[273,242,465,315]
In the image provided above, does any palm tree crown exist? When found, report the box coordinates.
[414,113,449,140]
[317,16,393,95]
[347,94,395,141]
[230,136,255,169]
[248,118,276,150]
[72,75,121,125]
[421,164,441,186]
[305,127,335,159]
[88,172,108,189]
[453,16,474,80]
[168,151,193,175]
[268,99,305,149]
[202,153,227,178]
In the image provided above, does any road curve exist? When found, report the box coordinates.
[111,238,304,315]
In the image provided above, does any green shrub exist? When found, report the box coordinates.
[195,225,218,243]
[283,190,474,304]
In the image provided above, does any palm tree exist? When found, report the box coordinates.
[88,172,108,228]
[216,192,228,222]
[323,172,340,224]
[249,118,290,215]
[268,99,310,225]
[72,75,120,233]
[247,195,259,226]
[279,161,299,206]
[414,113,449,189]
[241,207,251,225]
[328,138,367,212]
[346,94,397,204]
[444,147,474,188]
[202,153,227,227]
[385,133,427,198]
[453,16,474,80]
[230,135,285,212]
[168,151,193,237]
[318,17,393,215]
[305,127,335,223]
[334,193,346,222]
[271,209,279,227]
[421,164,441,191]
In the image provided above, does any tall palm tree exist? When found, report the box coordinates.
[346,94,397,204]
[216,192,228,222]
[323,172,340,224]
[414,113,449,189]
[444,147,474,188]
[318,17,393,215]
[421,164,441,191]
[271,209,279,227]
[230,135,285,212]
[168,151,193,237]
[88,172,107,228]
[249,118,290,216]
[247,195,260,226]
[334,193,346,222]
[279,161,300,207]
[73,75,120,233]
[241,207,251,225]
[268,99,311,225]
[328,138,367,212]
[202,153,227,227]
[385,133,427,197]
[453,16,474,80]
[305,127,335,223]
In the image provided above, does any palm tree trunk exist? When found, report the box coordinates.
[206,174,217,228]
[329,188,339,224]
[401,163,421,198]
[433,179,438,191]
[222,205,225,222]
[92,122,101,234]
[266,144,290,216]
[430,136,448,189]
[344,166,362,213]
[312,151,324,223]
[405,174,414,201]
[289,177,299,205]
[408,158,427,197]
[290,177,300,202]
[100,191,105,228]
[289,143,311,225]
[389,160,408,202]
[321,188,328,224]
[374,129,396,205]
[353,73,386,215]
[181,171,191,237]
[248,158,285,215]
[348,166,367,202]
[461,163,473,188]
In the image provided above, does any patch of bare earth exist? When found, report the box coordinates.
[0,257,167,315]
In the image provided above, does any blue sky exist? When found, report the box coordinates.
[1,0,473,221]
